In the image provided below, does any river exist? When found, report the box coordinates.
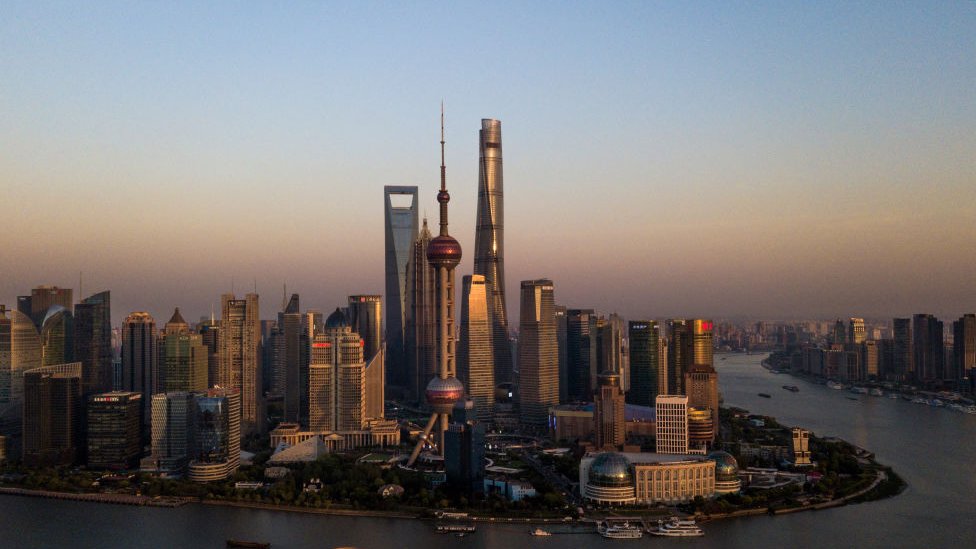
[2,353,974,548]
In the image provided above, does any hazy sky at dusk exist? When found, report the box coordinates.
[2,2,974,324]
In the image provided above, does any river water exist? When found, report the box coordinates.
[2,353,974,548]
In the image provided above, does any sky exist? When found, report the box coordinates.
[2,2,975,325]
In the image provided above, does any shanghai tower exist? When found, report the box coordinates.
[474,119,512,383]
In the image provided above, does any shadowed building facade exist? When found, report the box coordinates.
[73,291,112,395]
[627,320,665,407]
[23,362,83,466]
[518,279,558,426]
[474,119,512,385]
[348,295,382,363]
[406,218,435,404]
[161,308,208,393]
[122,312,157,427]
[566,309,598,402]
[384,186,419,390]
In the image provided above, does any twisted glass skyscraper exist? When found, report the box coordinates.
[474,119,512,384]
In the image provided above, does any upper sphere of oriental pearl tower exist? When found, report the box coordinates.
[427,189,462,268]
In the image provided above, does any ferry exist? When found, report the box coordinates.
[529,528,552,537]
[649,517,704,537]
[436,524,476,534]
[758,393,772,398]
[597,521,643,539]
[226,541,271,549]
[782,385,799,392]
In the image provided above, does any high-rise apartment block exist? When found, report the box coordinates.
[220,293,261,436]
[892,318,912,381]
[655,394,688,455]
[517,279,558,426]
[912,314,944,381]
[792,427,812,466]
[474,119,512,385]
[953,314,976,381]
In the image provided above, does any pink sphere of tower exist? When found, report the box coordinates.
[426,376,465,414]
[427,234,462,268]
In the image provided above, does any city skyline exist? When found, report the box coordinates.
[3,3,975,322]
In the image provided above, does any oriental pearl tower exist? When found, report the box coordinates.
[407,106,465,467]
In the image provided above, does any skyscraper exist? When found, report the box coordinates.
[72,291,112,395]
[458,274,494,421]
[517,279,558,426]
[444,397,485,494]
[597,313,626,390]
[912,314,944,382]
[892,318,912,381]
[308,308,383,433]
[187,388,241,482]
[953,314,975,382]
[122,312,157,426]
[655,394,688,455]
[384,185,419,389]
[86,391,142,470]
[220,293,261,436]
[407,109,465,467]
[22,362,83,466]
[272,294,306,423]
[406,218,436,403]
[667,319,692,394]
[150,391,195,475]
[628,320,664,407]
[348,295,382,362]
[594,371,625,449]
[0,309,9,407]
[8,309,41,406]
[40,306,73,367]
[554,305,568,404]
[161,308,208,393]
[198,317,220,389]
[474,119,512,385]
[566,309,597,402]
[848,317,866,345]
[19,286,73,330]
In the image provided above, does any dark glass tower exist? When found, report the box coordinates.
[474,119,512,384]
[384,186,419,389]
[566,309,597,401]
[73,291,112,395]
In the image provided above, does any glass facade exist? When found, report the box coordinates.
[384,186,418,388]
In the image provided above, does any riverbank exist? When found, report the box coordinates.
[0,486,186,507]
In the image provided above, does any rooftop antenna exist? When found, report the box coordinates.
[253,278,257,294]
[210,303,215,324]
[231,276,235,295]
[282,282,287,311]
[78,271,83,302]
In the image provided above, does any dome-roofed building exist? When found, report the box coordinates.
[324,308,349,330]
[581,451,717,506]
[706,450,741,494]
[583,452,636,504]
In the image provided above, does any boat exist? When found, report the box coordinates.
[436,524,476,533]
[930,399,945,407]
[911,397,928,405]
[850,386,868,395]
[870,388,884,397]
[530,528,552,536]
[846,397,859,401]
[782,385,799,392]
[826,381,844,390]
[597,521,643,539]
[226,541,271,549]
[649,517,704,537]
[758,393,772,398]
[888,393,900,399]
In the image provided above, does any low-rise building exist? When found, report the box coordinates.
[580,451,716,506]
[484,477,537,501]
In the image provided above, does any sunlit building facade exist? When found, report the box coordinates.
[518,279,558,425]
[220,293,261,436]
[459,274,494,420]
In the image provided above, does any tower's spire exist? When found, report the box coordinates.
[438,102,450,236]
